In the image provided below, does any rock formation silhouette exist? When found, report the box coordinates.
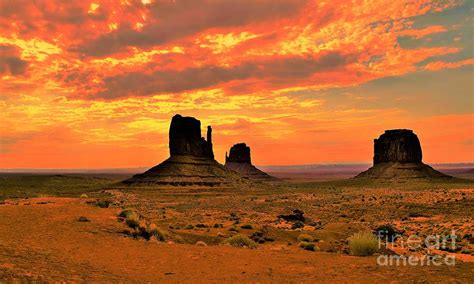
[373,130,422,164]
[169,115,214,158]
[356,129,450,179]
[226,143,251,164]
[225,143,278,182]
[123,115,248,188]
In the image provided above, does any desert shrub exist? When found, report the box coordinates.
[195,241,208,246]
[224,234,257,249]
[298,241,317,251]
[292,221,305,229]
[96,200,110,208]
[298,233,313,242]
[125,212,140,229]
[138,222,151,240]
[240,224,253,230]
[119,208,137,219]
[149,224,167,242]
[80,194,88,198]
[185,224,194,229]
[348,231,379,256]
[250,230,275,244]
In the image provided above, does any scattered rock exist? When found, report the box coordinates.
[195,241,208,246]
[78,216,90,222]
[278,209,305,222]
[374,224,399,242]
[240,224,253,230]
[292,221,305,230]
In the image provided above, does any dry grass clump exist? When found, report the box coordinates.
[298,241,317,251]
[119,209,142,229]
[124,211,140,229]
[297,233,313,242]
[148,223,167,241]
[118,209,167,241]
[224,234,258,249]
[348,231,379,256]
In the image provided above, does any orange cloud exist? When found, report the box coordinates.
[0,0,472,168]
[423,58,474,71]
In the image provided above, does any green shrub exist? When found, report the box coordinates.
[298,241,317,251]
[119,208,137,219]
[298,233,313,242]
[224,234,257,249]
[96,200,110,208]
[240,224,253,230]
[292,221,304,229]
[348,231,379,256]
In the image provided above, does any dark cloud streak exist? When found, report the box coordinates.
[96,52,352,99]
[0,45,28,76]
[75,0,308,57]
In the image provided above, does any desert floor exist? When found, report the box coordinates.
[0,173,473,282]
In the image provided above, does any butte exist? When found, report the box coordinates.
[123,114,248,188]
[224,143,278,182]
[355,129,451,179]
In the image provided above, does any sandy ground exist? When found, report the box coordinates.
[0,197,472,282]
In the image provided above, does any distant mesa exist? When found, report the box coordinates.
[122,114,248,188]
[225,143,278,182]
[355,129,451,179]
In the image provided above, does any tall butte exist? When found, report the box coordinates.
[123,114,247,188]
[225,143,278,182]
[356,129,450,179]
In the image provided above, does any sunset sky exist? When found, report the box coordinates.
[0,0,473,169]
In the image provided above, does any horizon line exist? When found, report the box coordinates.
[0,161,473,172]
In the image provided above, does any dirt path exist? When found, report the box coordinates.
[0,198,472,282]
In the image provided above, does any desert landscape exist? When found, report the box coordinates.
[0,115,473,282]
[1,169,473,282]
[1,0,473,282]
